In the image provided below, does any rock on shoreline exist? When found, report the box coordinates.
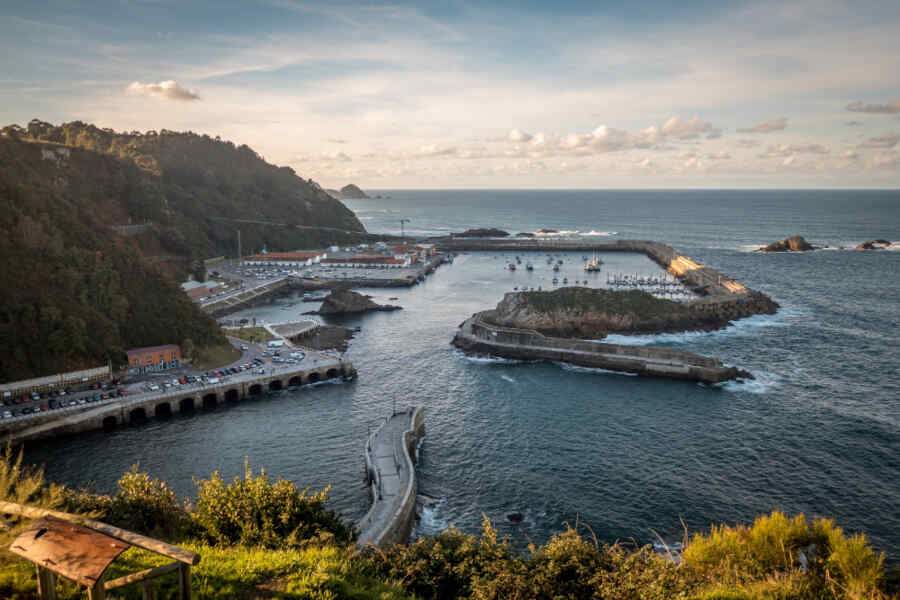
[452,228,510,238]
[759,235,816,252]
[855,239,893,251]
[314,289,401,315]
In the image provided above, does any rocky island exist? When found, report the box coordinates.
[483,287,777,339]
[855,239,893,250]
[326,184,370,199]
[452,227,510,238]
[314,289,401,315]
[759,235,817,252]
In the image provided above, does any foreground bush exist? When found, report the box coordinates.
[192,460,354,548]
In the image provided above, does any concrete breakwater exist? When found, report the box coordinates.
[453,315,747,384]
[357,407,425,547]
[3,360,356,444]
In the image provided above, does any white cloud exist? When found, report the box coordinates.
[858,133,899,149]
[321,150,351,162]
[659,116,721,140]
[126,80,199,101]
[508,128,532,142]
[761,143,830,157]
[417,144,457,157]
[846,100,900,114]
[737,117,788,133]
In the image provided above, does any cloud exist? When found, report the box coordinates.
[760,143,830,157]
[845,121,863,127]
[659,116,721,140]
[858,133,899,149]
[321,150,351,162]
[737,117,788,133]
[736,139,762,148]
[417,144,457,157]
[126,80,200,101]
[846,100,900,114]
[508,128,532,142]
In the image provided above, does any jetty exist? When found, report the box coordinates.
[454,315,746,384]
[357,407,425,547]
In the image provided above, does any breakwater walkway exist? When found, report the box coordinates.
[454,315,746,384]
[357,407,425,547]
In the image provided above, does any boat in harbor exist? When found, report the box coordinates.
[552,264,560,272]
[525,262,534,271]
[508,262,517,271]
[584,253,603,272]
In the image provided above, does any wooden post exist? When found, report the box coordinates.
[35,566,57,600]
[178,564,192,600]
[87,577,106,600]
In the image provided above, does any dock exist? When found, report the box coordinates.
[357,407,425,547]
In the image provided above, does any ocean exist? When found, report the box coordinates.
[26,190,900,558]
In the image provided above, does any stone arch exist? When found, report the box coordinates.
[154,402,172,418]
[179,397,195,413]
[288,375,302,387]
[307,372,321,384]
[248,384,262,396]
[325,368,339,379]
[268,379,283,392]
[202,393,218,410]
[129,407,147,425]
[102,416,117,430]
[224,388,240,402]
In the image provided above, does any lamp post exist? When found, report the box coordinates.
[400,218,410,242]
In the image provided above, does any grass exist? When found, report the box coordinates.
[225,326,275,344]
[192,340,242,370]
[521,287,689,318]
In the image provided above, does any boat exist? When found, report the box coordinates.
[552,264,560,272]
[508,263,517,271]
[583,253,603,272]
[562,277,568,284]
[525,262,534,271]
[552,278,558,285]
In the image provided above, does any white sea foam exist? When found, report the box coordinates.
[415,496,449,537]
[500,374,516,383]
[580,230,618,237]
[719,370,781,394]
[557,362,638,376]
[453,349,523,365]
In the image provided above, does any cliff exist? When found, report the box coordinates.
[484,287,777,338]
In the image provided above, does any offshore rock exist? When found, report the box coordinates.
[485,287,777,339]
[453,228,510,238]
[855,239,892,250]
[339,184,369,199]
[316,289,401,315]
[760,235,816,252]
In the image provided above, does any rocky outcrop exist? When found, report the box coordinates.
[484,287,777,339]
[453,228,510,238]
[855,239,892,251]
[515,232,536,238]
[759,235,816,252]
[340,184,369,199]
[315,289,401,315]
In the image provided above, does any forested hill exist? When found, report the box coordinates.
[0,120,365,381]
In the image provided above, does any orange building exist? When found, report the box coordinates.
[126,344,182,374]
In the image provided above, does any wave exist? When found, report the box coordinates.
[532,229,618,238]
[599,308,804,347]
[500,374,516,383]
[415,496,449,537]
[581,230,618,237]
[453,349,523,365]
[718,370,782,394]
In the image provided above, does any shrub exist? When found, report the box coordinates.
[104,466,192,539]
[192,460,353,549]
[0,444,64,510]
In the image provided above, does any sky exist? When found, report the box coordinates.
[2,0,900,189]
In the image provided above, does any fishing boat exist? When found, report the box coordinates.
[525,262,534,271]
[583,253,603,272]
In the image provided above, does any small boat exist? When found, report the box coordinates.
[552,278,558,285]
[584,253,603,272]
[562,277,568,284]
[508,263,517,271]
[552,264,560,272]
[525,262,534,271]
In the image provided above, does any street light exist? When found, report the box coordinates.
[400,218,410,242]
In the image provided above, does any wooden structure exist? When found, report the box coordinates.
[2,501,199,599]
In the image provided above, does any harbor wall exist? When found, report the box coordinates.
[453,315,745,384]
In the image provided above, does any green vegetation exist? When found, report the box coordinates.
[522,287,690,318]
[0,448,894,599]
[0,119,367,380]
[226,326,275,343]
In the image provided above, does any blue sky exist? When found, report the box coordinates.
[2,0,900,188]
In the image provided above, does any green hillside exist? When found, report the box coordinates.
[0,120,367,381]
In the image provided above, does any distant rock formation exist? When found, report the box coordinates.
[340,184,369,199]
[536,228,559,234]
[484,287,778,339]
[515,232,536,238]
[855,239,892,251]
[759,235,816,252]
[315,289,401,315]
[452,228,510,238]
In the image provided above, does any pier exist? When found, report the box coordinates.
[357,407,425,547]
[3,358,356,444]
[454,315,746,384]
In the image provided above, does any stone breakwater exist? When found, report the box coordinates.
[357,407,426,547]
[453,315,749,384]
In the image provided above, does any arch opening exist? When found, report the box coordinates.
[288,376,302,387]
[202,393,218,410]
[268,379,283,392]
[179,397,195,413]
[308,372,321,384]
[154,403,172,418]
[129,407,147,425]
[224,388,240,402]
[102,416,117,431]
[248,384,262,396]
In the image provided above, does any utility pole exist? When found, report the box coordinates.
[400,218,410,242]
[237,229,242,262]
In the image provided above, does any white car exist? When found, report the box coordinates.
[149,384,160,392]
